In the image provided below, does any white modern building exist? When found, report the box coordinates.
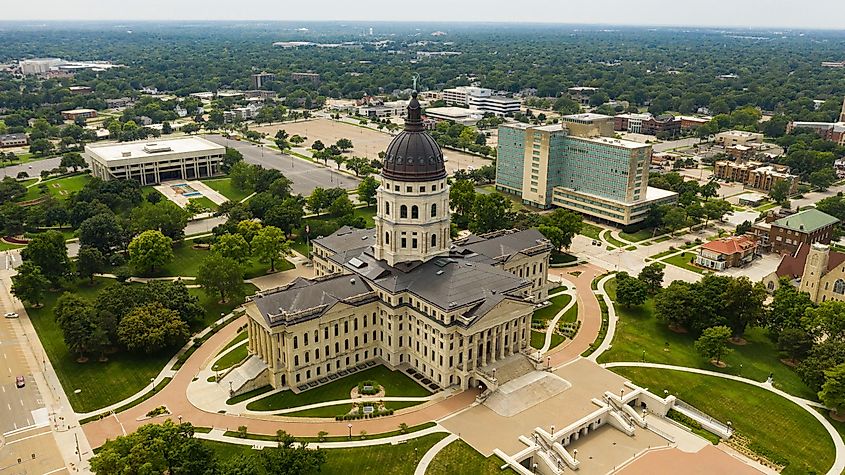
[19,58,63,75]
[424,107,483,125]
[443,86,492,106]
[85,137,225,185]
[468,95,521,116]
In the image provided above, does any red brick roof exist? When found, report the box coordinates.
[700,236,758,256]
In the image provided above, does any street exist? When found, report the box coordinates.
[205,135,361,195]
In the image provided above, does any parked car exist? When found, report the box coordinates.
[15,376,25,388]
[3,312,18,319]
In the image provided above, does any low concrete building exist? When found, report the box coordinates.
[423,106,482,125]
[61,108,97,121]
[467,95,520,116]
[0,133,28,148]
[738,193,767,207]
[695,236,758,271]
[714,130,763,147]
[85,137,225,185]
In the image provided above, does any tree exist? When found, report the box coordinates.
[130,201,189,240]
[196,254,244,303]
[29,138,54,157]
[540,209,582,251]
[54,293,100,360]
[307,187,329,215]
[60,152,86,171]
[77,245,106,284]
[336,138,353,152]
[311,140,325,152]
[20,230,69,287]
[449,179,476,219]
[236,220,263,244]
[661,206,688,234]
[694,325,732,365]
[538,225,566,252]
[90,421,216,475]
[654,280,699,330]
[251,226,290,272]
[212,233,251,263]
[809,168,837,191]
[769,179,791,205]
[357,176,379,206]
[264,198,305,237]
[721,276,766,337]
[469,193,511,233]
[79,213,124,256]
[702,199,732,227]
[765,279,814,336]
[804,301,845,344]
[118,303,190,354]
[328,194,354,217]
[11,262,50,307]
[615,273,648,307]
[332,154,346,170]
[820,364,845,417]
[637,263,665,295]
[778,328,814,363]
[128,230,174,274]
[221,147,244,173]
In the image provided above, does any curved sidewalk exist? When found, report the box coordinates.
[81,310,478,449]
[586,273,619,362]
[545,263,607,367]
[603,362,845,475]
[414,433,459,475]
[538,281,577,354]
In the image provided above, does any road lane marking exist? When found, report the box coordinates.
[43,467,68,475]
[5,430,52,445]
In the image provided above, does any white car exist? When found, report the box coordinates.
[4,312,19,319]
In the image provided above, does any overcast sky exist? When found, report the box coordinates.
[4,0,845,29]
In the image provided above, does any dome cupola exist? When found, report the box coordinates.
[382,92,446,182]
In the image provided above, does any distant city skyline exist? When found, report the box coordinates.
[3,0,845,30]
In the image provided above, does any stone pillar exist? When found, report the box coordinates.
[248,321,255,354]
[480,332,487,367]
[498,324,505,359]
[490,326,498,364]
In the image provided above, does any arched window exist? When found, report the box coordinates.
[400,205,408,218]
[293,336,298,349]
[294,355,299,366]
[431,233,437,248]
[767,281,775,291]
[834,279,845,295]
[411,205,419,219]
[431,203,437,217]
[385,202,390,215]
[385,232,390,245]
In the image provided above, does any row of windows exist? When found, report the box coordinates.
[384,182,445,193]
[384,203,438,219]
[292,313,378,349]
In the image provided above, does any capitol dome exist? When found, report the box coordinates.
[381,92,447,182]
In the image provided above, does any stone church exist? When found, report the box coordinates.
[243,93,552,393]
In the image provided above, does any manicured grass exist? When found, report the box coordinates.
[652,236,671,244]
[598,278,817,400]
[219,421,437,444]
[550,251,577,265]
[188,282,258,330]
[246,365,430,411]
[27,279,173,413]
[612,367,833,475]
[188,196,219,212]
[560,302,578,324]
[21,173,90,201]
[660,251,705,274]
[156,244,293,279]
[226,385,273,405]
[203,177,252,203]
[530,330,545,349]
[619,229,656,242]
[649,248,678,260]
[321,433,448,475]
[28,277,253,413]
[426,439,517,475]
[549,285,567,294]
[0,240,26,251]
[533,294,573,325]
[754,201,778,212]
[579,222,603,240]
[212,343,247,371]
[603,230,627,248]
[217,330,248,355]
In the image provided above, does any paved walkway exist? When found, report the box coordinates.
[587,273,619,362]
[545,263,607,367]
[538,279,577,354]
[196,425,449,450]
[414,433,458,475]
[603,362,845,475]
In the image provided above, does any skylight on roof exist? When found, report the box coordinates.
[349,257,366,268]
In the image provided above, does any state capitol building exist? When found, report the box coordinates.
[243,94,553,393]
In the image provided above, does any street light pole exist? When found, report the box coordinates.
[347,423,352,439]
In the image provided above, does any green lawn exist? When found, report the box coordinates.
[189,196,219,212]
[246,365,430,411]
[426,439,516,475]
[619,229,657,242]
[598,279,817,400]
[530,330,564,350]
[217,330,248,355]
[155,244,293,279]
[533,294,573,325]
[27,277,253,413]
[203,432,448,474]
[612,367,834,475]
[550,251,577,265]
[21,173,91,201]
[0,240,26,251]
[203,177,252,203]
[212,343,247,371]
[560,302,578,324]
[602,230,628,248]
[660,251,705,274]
[579,222,603,240]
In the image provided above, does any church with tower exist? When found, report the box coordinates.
[242,93,553,393]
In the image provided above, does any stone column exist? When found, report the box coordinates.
[498,324,506,359]
[248,321,256,354]
[480,332,487,367]
[490,327,498,364]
